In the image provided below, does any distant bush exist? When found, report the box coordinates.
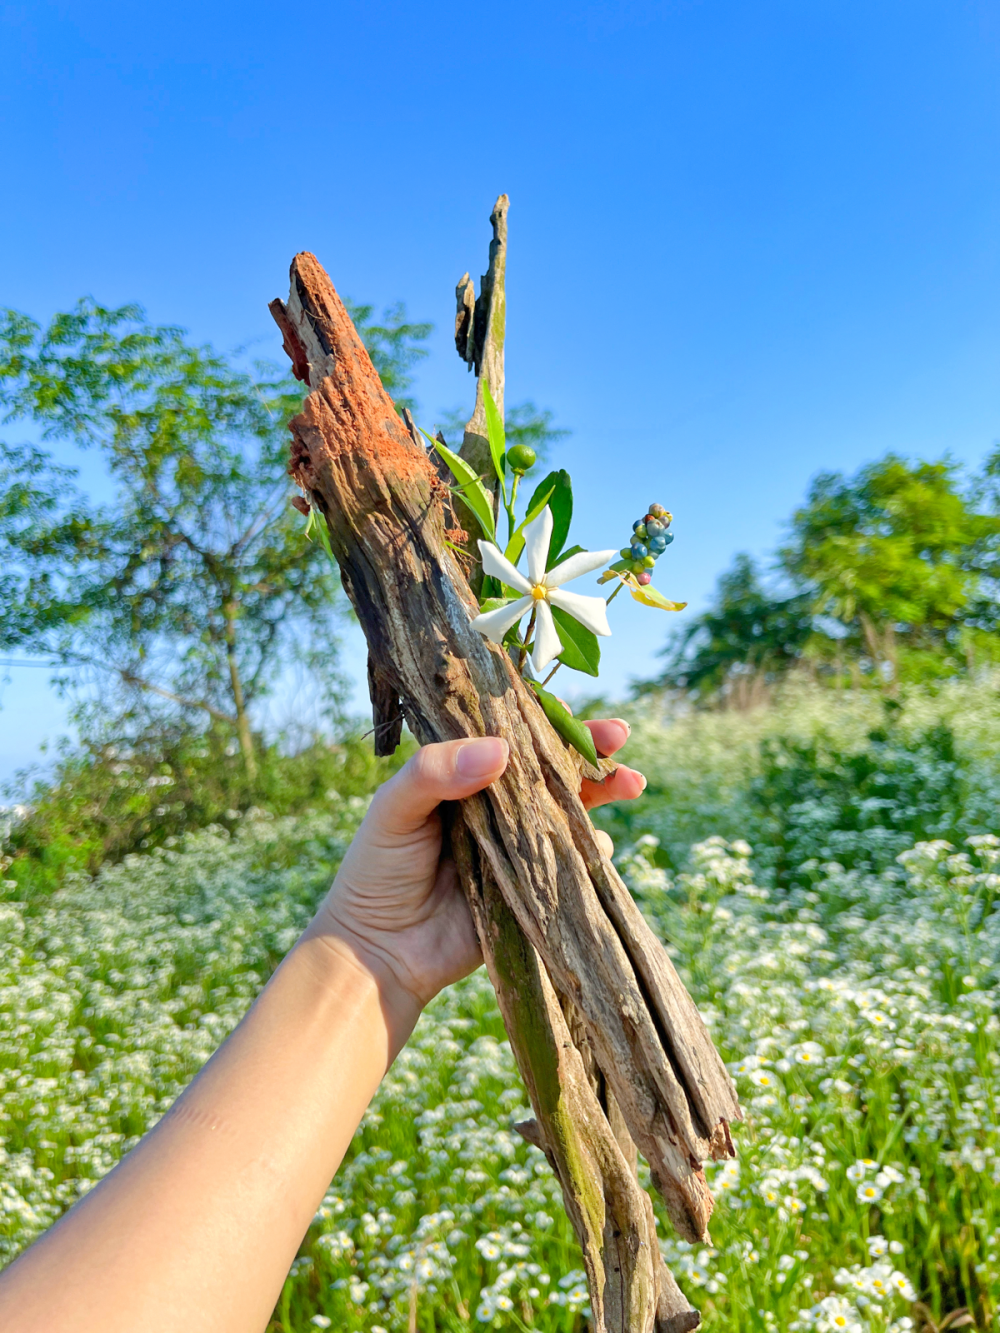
[0,807,363,1261]
[1,725,412,896]
[597,676,1000,889]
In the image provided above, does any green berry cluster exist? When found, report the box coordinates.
[618,503,673,586]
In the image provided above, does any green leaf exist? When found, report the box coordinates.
[551,605,601,677]
[526,470,572,569]
[316,514,336,565]
[530,682,598,765]
[482,382,507,495]
[478,595,519,614]
[549,543,585,568]
[303,502,337,567]
[421,429,495,541]
[504,483,555,566]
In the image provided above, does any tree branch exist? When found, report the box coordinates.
[49,651,241,725]
[270,252,741,1329]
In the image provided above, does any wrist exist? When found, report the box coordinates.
[296,921,424,1064]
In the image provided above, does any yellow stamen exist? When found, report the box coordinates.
[531,584,548,601]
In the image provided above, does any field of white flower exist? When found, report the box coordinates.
[1,688,999,1330]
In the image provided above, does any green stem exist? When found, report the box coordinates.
[506,473,521,544]
[518,605,538,673]
[605,581,625,606]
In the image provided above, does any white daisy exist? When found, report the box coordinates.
[470,506,617,674]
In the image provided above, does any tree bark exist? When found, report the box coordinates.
[223,600,258,780]
[453,827,700,1332]
[455,194,507,490]
[270,249,740,1328]
[859,611,898,695]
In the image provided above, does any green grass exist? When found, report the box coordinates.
[1,684,999,1330]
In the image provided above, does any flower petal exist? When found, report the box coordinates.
[544,548,619,589]
[478,541,532,595]
[548,588,612,637]
[522,506,554,586]
[530,598,562,673]
[471,595,533,642]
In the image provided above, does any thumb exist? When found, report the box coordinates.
[371,737,510,836]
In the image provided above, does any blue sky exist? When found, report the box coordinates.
[1,0,999,780]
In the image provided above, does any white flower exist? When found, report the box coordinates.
[470,507,617,674]
[794,1042,826,1065]
[876,1165,905,1185]
[749,1069,776,1088]
[891,1271,916,1300]
[846,1159,877,1182]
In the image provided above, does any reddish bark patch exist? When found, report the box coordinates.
[285,252,438,493]
[268,298,311,384]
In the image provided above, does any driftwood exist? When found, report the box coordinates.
[459,842,701,1333]
[270,211,740,1330]
[455,194,507,485]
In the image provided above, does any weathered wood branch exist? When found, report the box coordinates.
[446,200,693,1328]
[454,826,700,1332]
[270,248,741,1325]
[562,997,702,1333]
[455,193,508,487]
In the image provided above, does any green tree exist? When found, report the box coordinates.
[645,453,1000,705]
[650,554,814,704]
[959,443,1000,664]
[0,297,431,776]
[780,455,994,684]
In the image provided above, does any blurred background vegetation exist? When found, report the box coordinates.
[3,287,1000,892]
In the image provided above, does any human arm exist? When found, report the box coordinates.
[0,723,642,1333]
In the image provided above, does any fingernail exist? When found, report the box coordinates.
[456,737,509,780]
[639,772,647,791]
[612,718,631,737]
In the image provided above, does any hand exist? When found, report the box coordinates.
[305,720,645,1028]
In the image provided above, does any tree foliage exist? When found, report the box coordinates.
[652,555,813,703]
[0,297,432,773]
[655,453,1000,704]
[781,456,994,674]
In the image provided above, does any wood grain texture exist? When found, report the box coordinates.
[271,251,741,1316]
[454,830,694,1332]
[457,193,508,486]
